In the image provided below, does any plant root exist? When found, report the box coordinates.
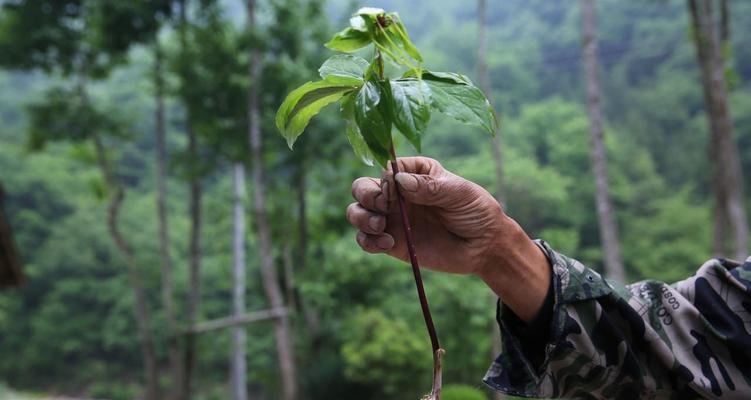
[421,348,445,400]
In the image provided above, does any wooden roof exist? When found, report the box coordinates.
[0,183,24,288]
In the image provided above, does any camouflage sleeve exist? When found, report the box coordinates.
[483,240,751,399]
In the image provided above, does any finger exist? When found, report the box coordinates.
[355,231,395,254]
[352,177,387,212]
[382,156,443,205]
[376,180,389,211]
[379,173,396,205]
[393,172,448,206]
[346,203,386,234]
[393,156,443,175]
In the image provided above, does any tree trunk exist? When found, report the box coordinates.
[296,168,321,340]
[477,0,504,205]
[688,0,749,261]
[247,1,298,399]
[283,242,296,309]
[720,0,729,46]
[154,38,184,400]
[580,0,626,282]
[175,1,204,397]
[231,162,248,400]
[183,121,203,397]
[694,1,730,258]
[712,191,730,257]
[477,3,504,399]
[93,135,160,400]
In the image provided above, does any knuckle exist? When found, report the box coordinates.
[419,156,442,172]
[355,231,367,247]
[380,169,393,183]
[351,177,369,199]
[356,232,380,254]
[352,177,382,210]
[350,178,361,198]
[426,177,442,196]
[427,156,442,169]
[345,202,358,221]
[412,156,441,175]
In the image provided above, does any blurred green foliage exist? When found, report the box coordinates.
[441,385,487,400]
[0,0,749,399]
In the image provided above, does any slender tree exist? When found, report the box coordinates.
[29,84,163,400]
[688,0,748,261]
[183,116,203,399]
[153,34,185,400]
[231,163,248,400]
[168,2,251,395]
[273,152,321,341]
[93,131,161,400]
[477,2,504,399]
[295,167,321,339]
[282,241,296,308]
[720,0,729,47]
[477,0,504,204]
[247,0,298,398]
[270,0,331,347]
[580,0,625,281]
[172,0,204,396]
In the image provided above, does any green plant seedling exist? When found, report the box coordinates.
[275,7,497,400]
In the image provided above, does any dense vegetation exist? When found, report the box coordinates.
[0,0,749,399]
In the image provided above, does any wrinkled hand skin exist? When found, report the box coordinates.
[347,156,550,321]
[348,156,505,274]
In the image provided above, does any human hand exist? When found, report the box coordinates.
[346,156,550,320]
[347,156,510,275]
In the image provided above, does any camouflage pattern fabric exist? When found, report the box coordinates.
[483,240,751,399]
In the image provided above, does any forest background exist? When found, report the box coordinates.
[0,0,750,399]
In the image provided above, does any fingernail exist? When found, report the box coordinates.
[395,173,418,192]
[376,235,394,249]
[369,216,382,231]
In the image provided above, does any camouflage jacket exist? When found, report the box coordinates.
[483,240,751,399]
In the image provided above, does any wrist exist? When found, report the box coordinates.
[475,214,526,276]
[475,217,551,322]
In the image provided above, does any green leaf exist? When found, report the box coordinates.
[347,121,379,167]
[389,79,431,152]
[325,27,371,52]
[275,75,363,148]
[422,71,498,136]
[423,71,472,84]
[319,55,370,80]
[392,15,422,62]
[354,81,392,167]
[357,11,421,68]
[340,93,374,166]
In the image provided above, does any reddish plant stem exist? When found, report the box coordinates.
[389,146,441,353]
[378,43,443,398]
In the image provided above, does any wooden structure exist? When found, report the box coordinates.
[187,307,287,334]
[0,183,24,288]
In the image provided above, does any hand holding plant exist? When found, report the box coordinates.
[276,7,497,399]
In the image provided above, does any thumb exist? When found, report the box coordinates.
[394,172,446,206]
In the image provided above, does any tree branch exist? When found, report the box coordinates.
[187,308,288,334]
